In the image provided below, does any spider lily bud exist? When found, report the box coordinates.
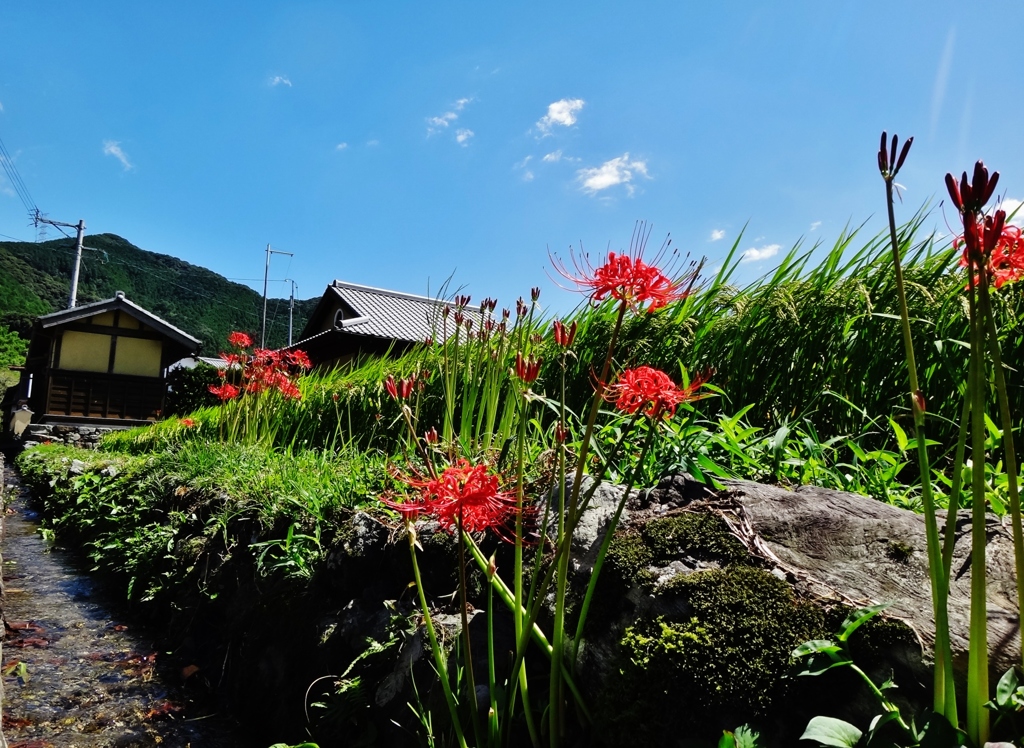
[984,210,1008,255]
[531,286,541,302]
[945,173,963,210]
[385,376,399,399]
[960,172,972,208]
[552,319,577,347]
[878,131,889,174]
[895,137,912,173]
[514,352,541,383]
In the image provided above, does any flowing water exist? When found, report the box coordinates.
[1,460,244,748]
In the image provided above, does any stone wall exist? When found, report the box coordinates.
[21,423,126,450]
[0,450,7,748]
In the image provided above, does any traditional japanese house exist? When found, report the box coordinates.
[16,292,201,423]
[285,280,480,368]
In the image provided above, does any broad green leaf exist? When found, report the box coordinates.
[994,665,1023,708]
[888,418,908,453]
[799,716,863,747]
[793,639,838,657]
[838,603,890,642]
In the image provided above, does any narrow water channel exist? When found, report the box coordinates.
[1,459,244,748]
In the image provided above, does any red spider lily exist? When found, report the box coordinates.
[552,319,578,348]
[179,418,196,427]
[551,225,699,312]
[285,349,312,370]
[514,352,542,383]
[606,366,710,419]
[956,213,1024,288]
[208,382,240,401]
[227,331,253,348]
[382,460,517,535]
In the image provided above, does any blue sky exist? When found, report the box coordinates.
[1,1,1022,315]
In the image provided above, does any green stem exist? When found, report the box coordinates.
[487,564,499,747]
[463,536,592,722]
[966,270,989,746]
[850,664,912,733]
[457,521,482,745]
[571,417,654,664]
[509,376,540,748]
[884,177,956,725]
[549,302,627,748]
[977,279,1024,667]
[408,522,468,748]
[942,390,971,581]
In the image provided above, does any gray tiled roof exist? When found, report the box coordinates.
[326,280,480,342]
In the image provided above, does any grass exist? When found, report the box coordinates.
[96,206,1024,516]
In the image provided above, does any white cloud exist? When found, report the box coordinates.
[576,153,649,196]
[0,100,4,112]
[427,112,458,133]
[366,139,380,147]
[427,98,474,136]
[809,221,822,231]
[543,150,563,163]
[537,98,584,134]
[514,155,534,182]
[336,142,348,150]
[456,128,474,145]
[269,75,292,87]
[1001,197,1024,224]
[102,140,133,170]
[741,244,781,263]
[710,229,725,241]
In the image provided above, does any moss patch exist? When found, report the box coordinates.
[596,565,825,746]
[642,512,750,566]
[605,530,655,586]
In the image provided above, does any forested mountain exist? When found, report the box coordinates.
[0,234,319,352]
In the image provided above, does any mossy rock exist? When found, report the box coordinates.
[642,512,750,566]
[595,565,826,746]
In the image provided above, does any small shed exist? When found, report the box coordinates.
[286,280,475,368]
[16,292,201,423]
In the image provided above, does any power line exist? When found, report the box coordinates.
[0,134,38,216]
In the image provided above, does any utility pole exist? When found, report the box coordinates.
[262,244,293,348]
[34,212,86,308]
[287,279,297,346]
